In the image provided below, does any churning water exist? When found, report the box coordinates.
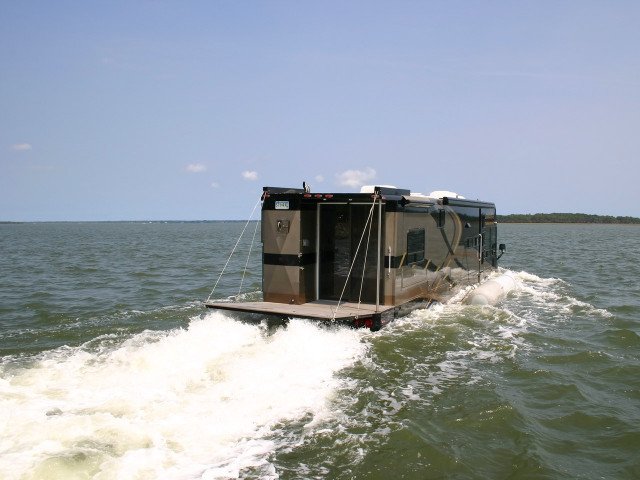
[1,222,639,479]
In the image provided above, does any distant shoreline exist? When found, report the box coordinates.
[497,213,640,224]
[0,220,256,224]
[500,222,640,226]
[3,216,640,225]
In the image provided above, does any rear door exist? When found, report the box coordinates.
[318,203,380,302]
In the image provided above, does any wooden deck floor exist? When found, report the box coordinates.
[204,299,394,321]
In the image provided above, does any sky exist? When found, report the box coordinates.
[1,1,639,221]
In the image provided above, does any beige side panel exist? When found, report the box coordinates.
[263,264,306,304]
[262,210,301,255]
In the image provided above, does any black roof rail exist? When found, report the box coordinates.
[442,197,495,209]
[263,186,306,194]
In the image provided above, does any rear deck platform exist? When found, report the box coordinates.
[204,299,395,323]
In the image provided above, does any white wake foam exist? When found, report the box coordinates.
[0,312,365,479]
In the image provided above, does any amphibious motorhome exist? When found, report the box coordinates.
[205,185,504,330]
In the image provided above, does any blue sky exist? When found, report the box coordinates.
[2,1,639,221]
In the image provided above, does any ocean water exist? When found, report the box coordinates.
[1,222,639,479]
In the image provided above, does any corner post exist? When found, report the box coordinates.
[376,189,382,312]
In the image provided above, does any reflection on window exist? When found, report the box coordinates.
[406,229,425,265]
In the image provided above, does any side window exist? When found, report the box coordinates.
[406,229,425,265]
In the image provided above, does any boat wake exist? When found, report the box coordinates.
[0,313,366,479]
[0,269,619,479]
[364,267,615,401]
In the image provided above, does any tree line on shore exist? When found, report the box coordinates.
[496,213,640,224]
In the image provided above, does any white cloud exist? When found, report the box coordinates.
[186,163,207,173]
[242,170,258,181]
[315,175,324,183]
[11,143,32,151]
[336,168,376,188]
[211,182,219,188]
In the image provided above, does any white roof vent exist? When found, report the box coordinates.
[360,185,397,193]
[429,190,465,199]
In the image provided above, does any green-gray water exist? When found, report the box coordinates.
[1,223,639,479]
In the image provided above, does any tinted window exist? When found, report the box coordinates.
[406,229,425,264]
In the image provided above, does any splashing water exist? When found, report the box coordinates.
[0,313,366,479]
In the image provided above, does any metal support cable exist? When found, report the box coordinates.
[238,214,260,297]
[356,208,374,311]
[206,197,262,302]
[332,195,377,320]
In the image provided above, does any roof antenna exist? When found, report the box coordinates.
[303,181,311,193]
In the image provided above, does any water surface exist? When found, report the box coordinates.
[1,222,639,479]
